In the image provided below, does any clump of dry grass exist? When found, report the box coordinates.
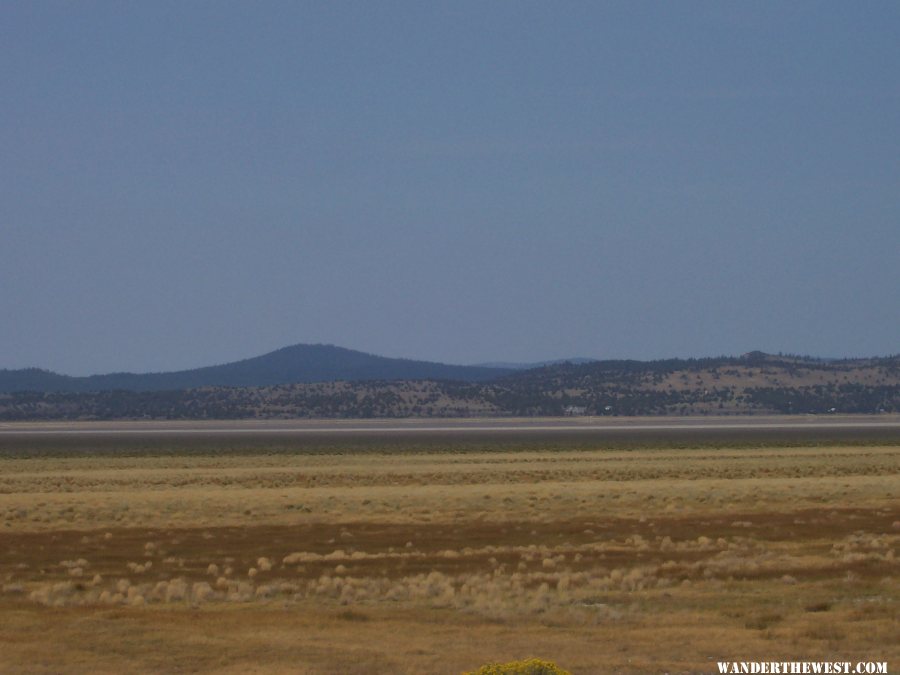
[164,578,188,603]
[191,582,215,603]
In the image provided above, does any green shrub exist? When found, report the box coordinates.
[463,657,572,675]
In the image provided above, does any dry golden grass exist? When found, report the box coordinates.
[1,443,897,673]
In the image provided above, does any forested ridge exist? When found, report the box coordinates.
[2,352,897,420]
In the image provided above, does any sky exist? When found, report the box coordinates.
[2,1,898,375]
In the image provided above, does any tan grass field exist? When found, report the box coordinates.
[1,441,897,673]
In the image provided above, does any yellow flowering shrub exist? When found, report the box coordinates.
[463,657,572,675]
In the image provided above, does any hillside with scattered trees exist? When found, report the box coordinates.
[1,352,897,420]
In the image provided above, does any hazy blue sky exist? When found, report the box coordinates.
[2,2,898,375]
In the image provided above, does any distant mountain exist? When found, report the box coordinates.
[0,344,512,393]
[472,357,597,370]
[4,351,898,420]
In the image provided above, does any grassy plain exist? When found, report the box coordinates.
[0,433,897,673]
